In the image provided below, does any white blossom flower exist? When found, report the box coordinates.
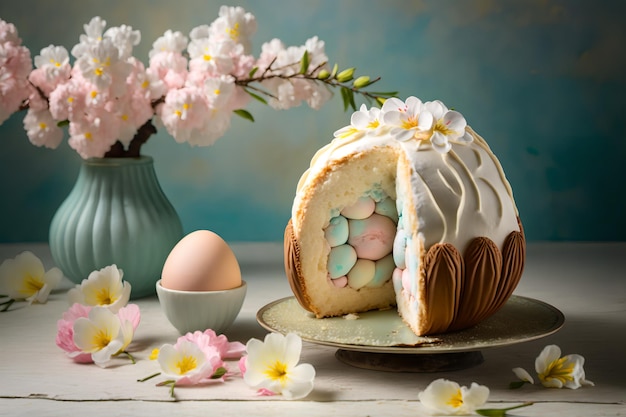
[535,344,594,389]
[334,103,385,139]
[103,24,140,60]
[71,16,107,59]
[67,264,131,313]
[243,332,315,399]
[424,100,473,154]
[149,30,188,58]
[157,339,223,386]
[0,251,63,304]
[76,38,132,94]
[418,378,489,415]
[209,5,257,53]
[23,108,64,149]
[72,306,135,367]
[382,96,434,142]
[34,45,70,81]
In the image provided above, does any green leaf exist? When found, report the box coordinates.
[57,119,69,127]
[340,87,356,111]
[233,109,255,122]
[508,380,527,389]
[368,91,399,97]
[244,89,268,105]
[211,367,228,379]
[299,50,309,74]
[248,66,258,78]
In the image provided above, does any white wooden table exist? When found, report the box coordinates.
[1,242,624,416]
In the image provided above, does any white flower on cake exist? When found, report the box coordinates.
[72,306,136,367]
[334,103,384,139]
[418,378,489,416]
[332,96,474,155]
[0,251,63,307]
[425,100,473,154]
[383,96,434,142]
[67,264,131,313]
[242,332,315,399]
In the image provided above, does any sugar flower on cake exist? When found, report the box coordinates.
[418,378,489,416]
[67,264,131,313]
[382,96,434,142]
[333,103,384,139]
[0,251,63,309]
[424,100,473,154]
[0,8,393,160]
[241,332,315,399]
[512,344,594,389]
[58,303,140,367]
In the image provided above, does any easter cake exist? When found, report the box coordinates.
[284,96,525,336]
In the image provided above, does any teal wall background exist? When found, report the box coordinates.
[1,0,624,243]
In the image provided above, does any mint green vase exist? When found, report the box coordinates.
[49,156,183,298]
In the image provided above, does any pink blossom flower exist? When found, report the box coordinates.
[23,108,64,149]
[68,113,120,158]
[0,40,32,124]
[148,51,187,89]
[208,5,257,53]
[178,329,246,361]
[158,87,209,144]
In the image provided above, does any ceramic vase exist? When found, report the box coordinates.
[49,156,183,298]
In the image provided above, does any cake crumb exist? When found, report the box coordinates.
[343,313,360,320]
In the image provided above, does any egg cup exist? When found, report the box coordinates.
[156,279,247,335]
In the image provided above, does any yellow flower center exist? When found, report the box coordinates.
[203,54,212,61]
[264,360,289,384]
[447,388,464,408]
[96,288,113,305]
[540,357,575,384]
[434,119,454,136]
[141,80,150,89]
[85,132,93,141]
[367,120,380,129]
[93,329,113,350]
[21,274,44,296]
[94,67,104,77]
[214,89,221,95]
[121,114,129,121]
[149,348,160,360]
[401,115,418,130]
[176,355,198,374]
[49,58,61,67]
[227,23,240,41]
[39,122,47,130]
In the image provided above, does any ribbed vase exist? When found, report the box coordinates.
[49,156,183,298]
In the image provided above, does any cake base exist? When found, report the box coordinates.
[335,349,484,372]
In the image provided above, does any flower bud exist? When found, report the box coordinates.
[317,69,331,80]
[336,68,355,83]
[352,75,371,89]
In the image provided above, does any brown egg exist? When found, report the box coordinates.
[161,230,242,291]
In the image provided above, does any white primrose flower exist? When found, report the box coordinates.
[72,306,135,367]
[535,344,594,389]
[243,332,315,399]
[418,378,489,416]
[512,367,535,384]
[0,251,63,305]
[334,103,385,139]
[382,96,434,142]
[157,340,220,386]
[424,100,473,154]
[68,264,131,313]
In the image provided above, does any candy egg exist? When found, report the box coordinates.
[341,196,375,219]
[161,230,241,292]
[348,213,396,260]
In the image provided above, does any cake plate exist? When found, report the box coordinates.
[256,295,564,372]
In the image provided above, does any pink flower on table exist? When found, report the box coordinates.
[56,303,93,363]
[157,340,225,386]
[23,108,64,149]
[178,329,246,362]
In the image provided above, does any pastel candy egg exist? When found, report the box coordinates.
[341,196,375,220]
[347,259,376,289]
[331,276,348,288]
[393,228,407,268]
[367,254,395,288]
[324,215,349,247]
[374,197,398,223]
[327,244,357,279]
[348,213,396,260]
[392,267,403,293]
